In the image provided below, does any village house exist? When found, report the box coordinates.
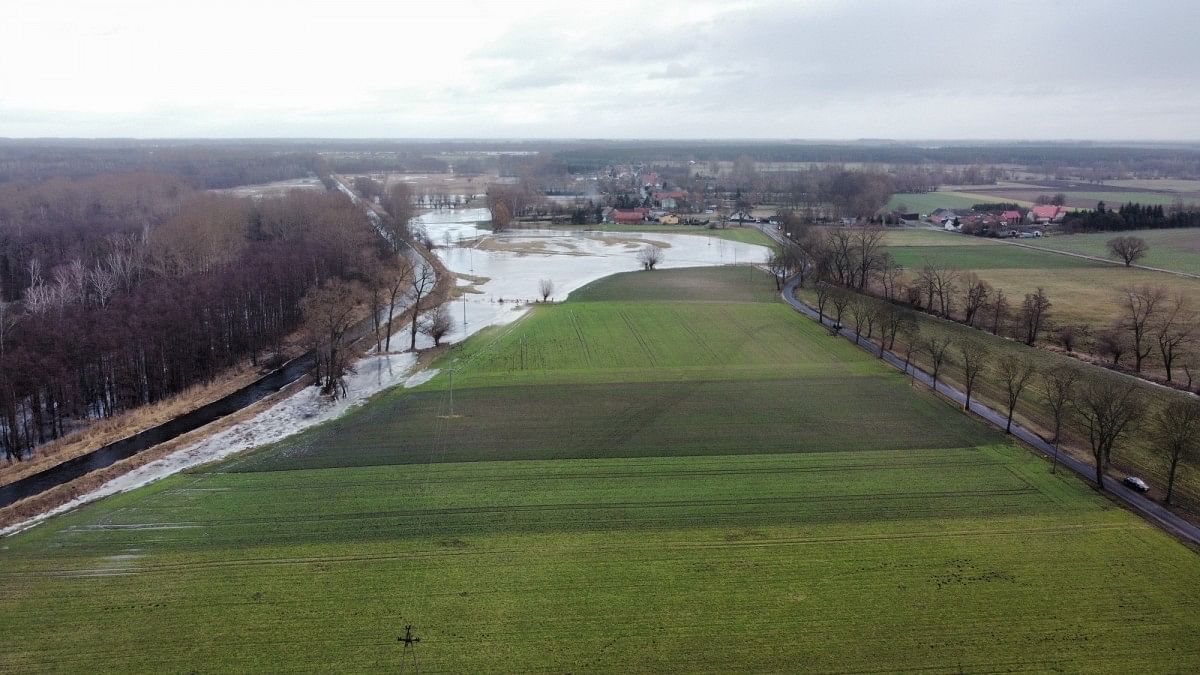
[652,190,688,210]
[1030,205,1068,224]
[610,208,649,224]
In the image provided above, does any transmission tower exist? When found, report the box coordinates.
[398,624,421,674]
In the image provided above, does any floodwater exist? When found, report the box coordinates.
[415,210,770,341]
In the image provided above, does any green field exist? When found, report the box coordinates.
[1024,227,1200,274]
[882,229,1200,327]
[2,267,1199,672]
[887,191,1033,213]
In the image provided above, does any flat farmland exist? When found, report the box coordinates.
[1023,227,1200,274]
[2,267,1198,672]
[883,230,1200,327]
[975,189,1198,209]
[887,191,1031,213]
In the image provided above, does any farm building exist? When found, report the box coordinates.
[611,208,649,224]
[1030,205,1068,223]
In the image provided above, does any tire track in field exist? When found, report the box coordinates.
[619,309,659,366]
[568,310,594,368]
[671,307,720,363]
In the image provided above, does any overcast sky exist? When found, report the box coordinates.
[2,0,1198,139]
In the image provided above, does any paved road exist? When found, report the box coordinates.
[780,274,1200,547]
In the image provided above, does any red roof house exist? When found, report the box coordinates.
[1030,205,1067,223]
[612,208,648,224]
[1001,210,1022,223]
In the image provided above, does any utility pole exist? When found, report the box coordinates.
[398,624,420,674]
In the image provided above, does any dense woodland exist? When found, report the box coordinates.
[0,172,402,460]
[1063,202,1200,232]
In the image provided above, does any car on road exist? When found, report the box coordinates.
[1123,476,1150,493]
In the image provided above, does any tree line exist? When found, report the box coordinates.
[770,225,1200,502]
[0,172,421,461]
[1063,201,1200,233]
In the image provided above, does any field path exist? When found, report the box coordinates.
[780,274,1200,547]
[1000,239,1200,279]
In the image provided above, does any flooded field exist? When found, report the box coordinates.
[415,208,771,338]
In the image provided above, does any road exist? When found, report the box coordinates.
[779,274,1200,547]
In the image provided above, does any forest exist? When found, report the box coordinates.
[0,172,400,460]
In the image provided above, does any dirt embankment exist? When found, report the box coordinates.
[0,237,452,528]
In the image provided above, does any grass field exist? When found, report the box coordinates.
[976,190,1199,210]
[882,229,1200,327]
[887,191,1032,213]
[1023,227,1200,274]
[1103,179,1200,193]
[2,267,1199,672]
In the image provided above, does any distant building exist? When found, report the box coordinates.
[611,208,648,224]
[1001,210,1023,224]
[652,190,688,209]
[641,173,661,189]
[1030,205,1068,223]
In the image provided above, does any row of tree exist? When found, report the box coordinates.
[770,227,1198,392]
[1063,201,1200,232]
[794,270,1199,505]
[0,174,414,461]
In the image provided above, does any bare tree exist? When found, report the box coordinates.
[987,289,1009,336]
[899,317,921,374]
[420,304,454,347]
[382,182,416,247]
[0,300,20,360]
[851,225,886,291]
[814,280,833,324]
[829,288,852,331]
[383,255,415,352]
[302,279,363,398]
[538,278,555,302]
[1096,326,1130,366]
[1019,288,1052,346]
[1154,293,1196,382]
[847,295,878,348]
[924,335,953,389]
[961,273,991,327]
[1119,284,1166,372]
[1150,398,1200,505]
[997,356,1037,433]
[409,262,437,351]
[958,339,989,411]
[490,201,512,233]
[1040,366,1080,473]
[1053,324,1091,354]
[1074,380,1142,490]
[767,247,791,289]
[879,253,903,301]
[1182,347,1198,392]
[637,245,664,270]
[1106,236,1149,267]
[879,303,906,356]
[929,265,959,317]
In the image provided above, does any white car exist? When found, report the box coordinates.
[1123,476,1150,493]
